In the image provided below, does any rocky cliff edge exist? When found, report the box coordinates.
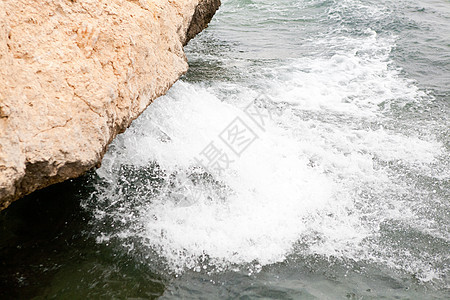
[0,0,221,210]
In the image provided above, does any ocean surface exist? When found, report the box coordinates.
[1,0,449,298]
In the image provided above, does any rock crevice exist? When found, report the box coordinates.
[0,0,221,210]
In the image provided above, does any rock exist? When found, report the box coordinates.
[0,0,220,210]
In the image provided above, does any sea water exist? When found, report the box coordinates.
[0,0,448,298]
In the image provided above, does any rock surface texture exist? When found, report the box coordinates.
[0,0,220,210]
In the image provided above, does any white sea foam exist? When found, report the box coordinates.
[91,0,447,282]
[94,79,443,276]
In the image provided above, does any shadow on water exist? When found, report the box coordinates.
[0,173,166,299]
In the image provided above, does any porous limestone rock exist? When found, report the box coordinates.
[0,0,220,210]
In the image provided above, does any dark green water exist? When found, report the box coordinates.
[1,0,449,298]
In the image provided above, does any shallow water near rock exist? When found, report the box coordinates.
[1,0,449,298]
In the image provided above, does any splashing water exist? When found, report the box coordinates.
[85,0,449,289]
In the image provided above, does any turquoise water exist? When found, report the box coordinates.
[1,0,449,298]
